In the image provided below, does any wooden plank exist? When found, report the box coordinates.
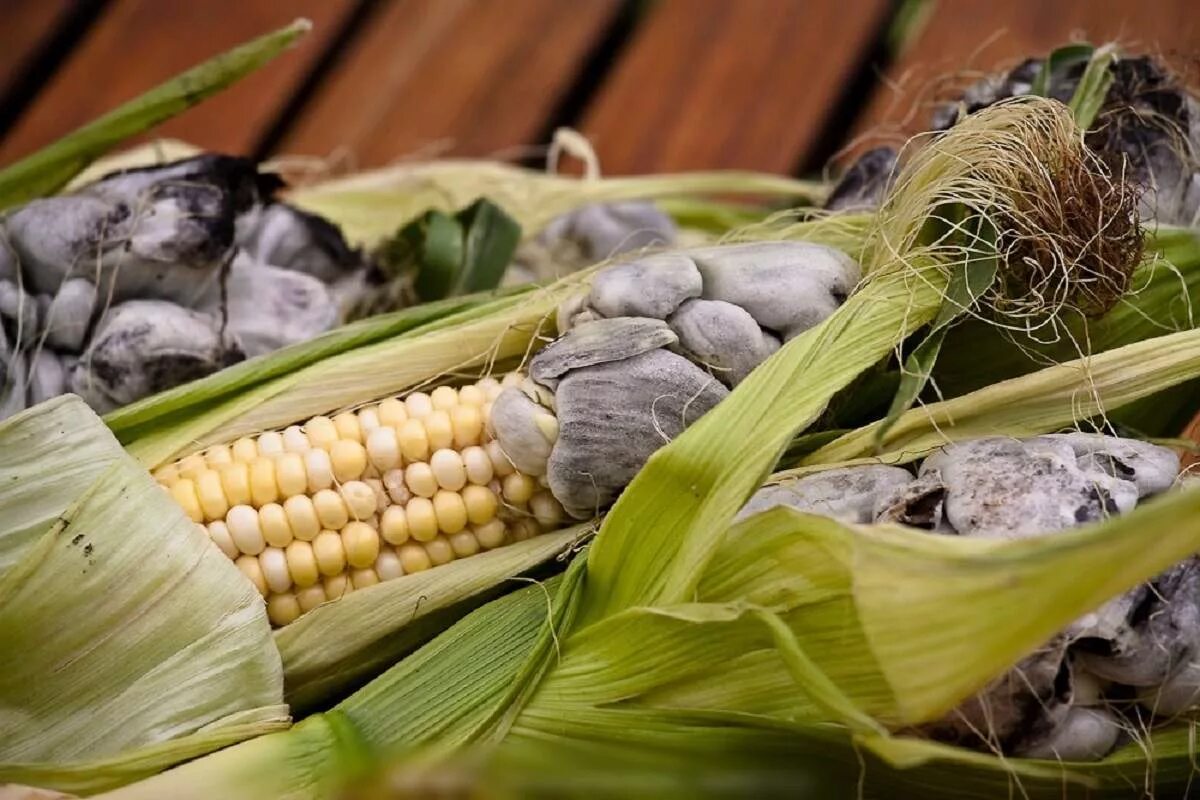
[0,0,357,165]
[0,1,76,100]
[277,0,622,167]
[575,0,892,175]
[853,0,1200,146]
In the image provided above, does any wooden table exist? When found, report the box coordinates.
[1,0,1196,179]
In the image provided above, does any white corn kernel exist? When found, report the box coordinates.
[227,505,266,555]
[304,448,334,493]
[530,491,565,530]
[204,444,233,467]
[405,392,433,419]
[462,446,494,485]
[260,547,292,593]
[231,438,259,463]
[236,555,268,596]
[430,449,467,491]
[404,462,438,498]
[207,520,240,559]
[178,453,208,480]
[458,384,485,406]
[376,548,404,581]
[340,480,377,520]
[282,425,311,453]
[485,440,515,477]
[431,385,458,410]
[357,406,381,434]
[257,431,284,456]
[305,416,339,450]
[366,426,401,472]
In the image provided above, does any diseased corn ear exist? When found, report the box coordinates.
[667,299,779,387]
[736,465,914,524]
[70,300,242,412]
[527,316,677,391]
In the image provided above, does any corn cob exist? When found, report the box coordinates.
[154,374,565,626]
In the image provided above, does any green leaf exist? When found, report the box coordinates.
[0,19,310,210]
[1068,43,1119,129]
[454,198,522,295]
[1030,42,1094,98]
[408,211,465,300]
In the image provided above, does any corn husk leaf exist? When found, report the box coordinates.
[0,20,309,210]
[287,164,827,247]
[802,325,1200,467]
[278,527,587,714]
[0,397,286,792]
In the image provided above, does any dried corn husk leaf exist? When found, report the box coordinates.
[0,397,286,792]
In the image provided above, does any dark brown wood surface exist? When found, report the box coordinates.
[576,0,893,174]
[0,0,357,163]
[277,0,622,166]
[0,0,76,101]
[0,0,1196,176]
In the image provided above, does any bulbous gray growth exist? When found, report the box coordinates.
[202,255,338,358]
[689,242,860,339]
[668,299,780,387]
[489,388,557,477]
[27,349,66,405]
[237,203,362,284]
[543,201,677,263]
[0,279,39,345]
[735,465,914,524]
[1043,432,1180,496]
[583,252,702,322]
[529,317,678,390]
[548,349,727,518]
[1014,706,1122,761]
[41,278,97,352]
[69,300,241,412]
[1139,661,1200,716]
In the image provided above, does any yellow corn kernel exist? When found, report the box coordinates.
[378,397,408,428]
[257,431,285,456]
[154,463,181,487]
[425,410,453,450]
[511,519,540,542]
[282,425,310,453]
[170,479,203,523]
[473,519,507,549]
[219,462,252,507]
[350,568,380,590]
[502,473,536,506]
[283,495,320,541]
[330,439,367,483]
[431,385,459,410]
[462,446,494,485]
[430,449,467,491]
[485,440,515,477]
[323,572,352,599]
[376,548,404,581]
[259,503,293,548]
[405,392,433,419]
[449,530,481,558]
[305,416,338,450]
[424,536,455,566]
[433,490,468,534]
[259,547,292,593]
[226,505,266,555]
[207,520,240,559]
[404,462,437,498]
[285,540,319,588]
[313,489,349,530]
[296,583,327,613]
[249,458,279,507]
[451,405,483,449]
[458,384,485,406]
[231,437,259,463]
[177,453,207,480]
[530,491,565,530]
[313,530,346,576]
[236,554,268,596]
[340,480,377,520]
[204,444,233,467]
[398,542,432,574]
[195,469,228,522]
[398,418,430,462]
[342,521,380,569]
[406,497,438,542]
[275,452,307,498]
[267,592,301,626]
[366,426,401,472]
[462,484,499,525]
[304,448,334,493]
[333,411,362,443]
[380,505,409,545]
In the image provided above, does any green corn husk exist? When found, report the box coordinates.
[0,397,288,793]
[96,98,1200,800]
